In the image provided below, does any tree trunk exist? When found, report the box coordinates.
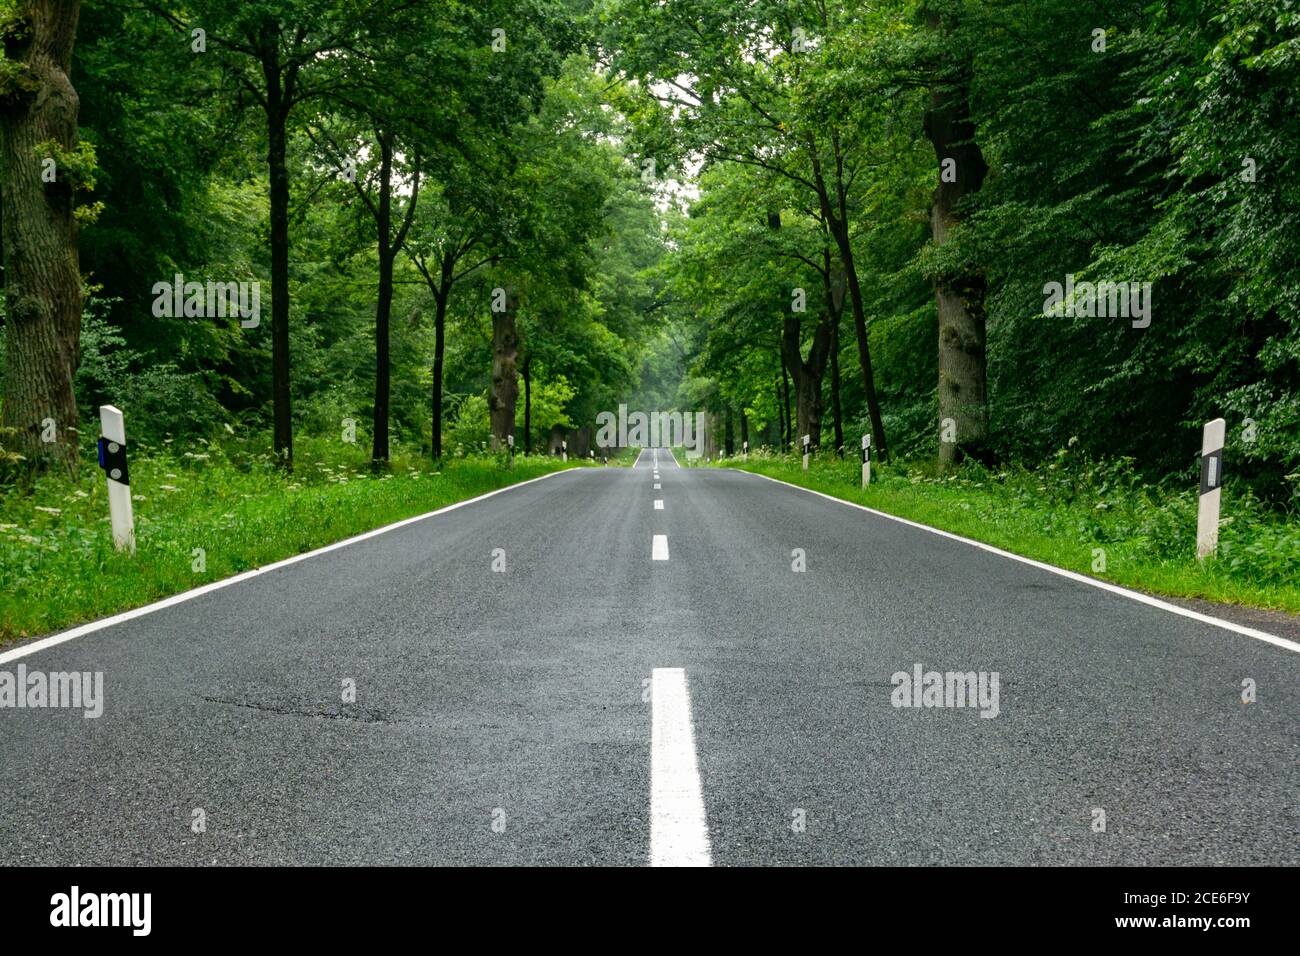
[808,143,889,461]
[0,0,83,476]
[829,308,843,455]
[522,353,531,454]
[924,11,990,469]
[779,360,792,450]
[833,225,887,462]
[489,286,518,450]
[431,284,447,460]
[782,313,833,452]
[824,253,845,455]
[371,130,394,464]
[260,28,294,470]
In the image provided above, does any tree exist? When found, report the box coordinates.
[0,0,86,475]
[603,0,892,457]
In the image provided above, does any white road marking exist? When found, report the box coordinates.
[743,470,1300,655]
[650,667,711,867]
[0,469,578,666]
[654,499,664,510]
[654,483,661,490]
[652,534,670,561]
[653,473,660,480]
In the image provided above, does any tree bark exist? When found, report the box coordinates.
[782,312,833,452]
[522,352,531,454]
[0,0,83,476]
[924,11,990,469]
[779,359,792,450]
[259,24,294,470]
[371,130,395,465]
[824,253,845,455]
[489,286,518,450]
[807,140,890,461]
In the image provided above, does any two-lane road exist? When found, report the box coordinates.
[1,451,1296,865]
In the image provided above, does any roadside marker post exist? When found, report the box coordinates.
[97,405,136,554]
[507,433,514,461]
[802,434,810,471]
[743,440,748,462]
[561,439,567,463]
[1197,418,1225,559]
[861,434,871,488]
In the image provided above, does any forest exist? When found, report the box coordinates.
[2,0,1298,637]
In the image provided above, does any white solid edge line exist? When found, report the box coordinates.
[633,447,651,468]
[652,534,670,561]
[0,468,576,666]
[654,499,665,510]
[650,667,711,867]
[663,447,681,468]
[740,470,1300,655]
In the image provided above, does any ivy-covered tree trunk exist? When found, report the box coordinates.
[924,12,990,469]
[488,286,518,450]
[0,0,83,476]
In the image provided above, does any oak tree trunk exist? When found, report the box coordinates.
[924,12,990,469]
[0,0,83,476]
[489,286,518,450]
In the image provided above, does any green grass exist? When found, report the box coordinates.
[0,437,579,645]
[705,447,1300,615]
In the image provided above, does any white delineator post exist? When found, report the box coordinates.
[98,405,136,554]
[861,433,871,488]
[561,439,567,463]
[742,440,748,462]
[1197,418,1225,559]
[802,434,810,471]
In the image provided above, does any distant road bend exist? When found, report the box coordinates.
[1,449,1296,866]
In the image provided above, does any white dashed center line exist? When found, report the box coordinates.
[652,534,669,561]
[654,499,664,510]
[650,667,711,867]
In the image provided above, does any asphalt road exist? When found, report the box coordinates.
[1,449,1296,866]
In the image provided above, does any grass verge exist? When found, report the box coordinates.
[0,439,577,646]
[711,450,1300,615]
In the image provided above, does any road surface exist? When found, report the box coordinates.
[2,449,1296,865]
